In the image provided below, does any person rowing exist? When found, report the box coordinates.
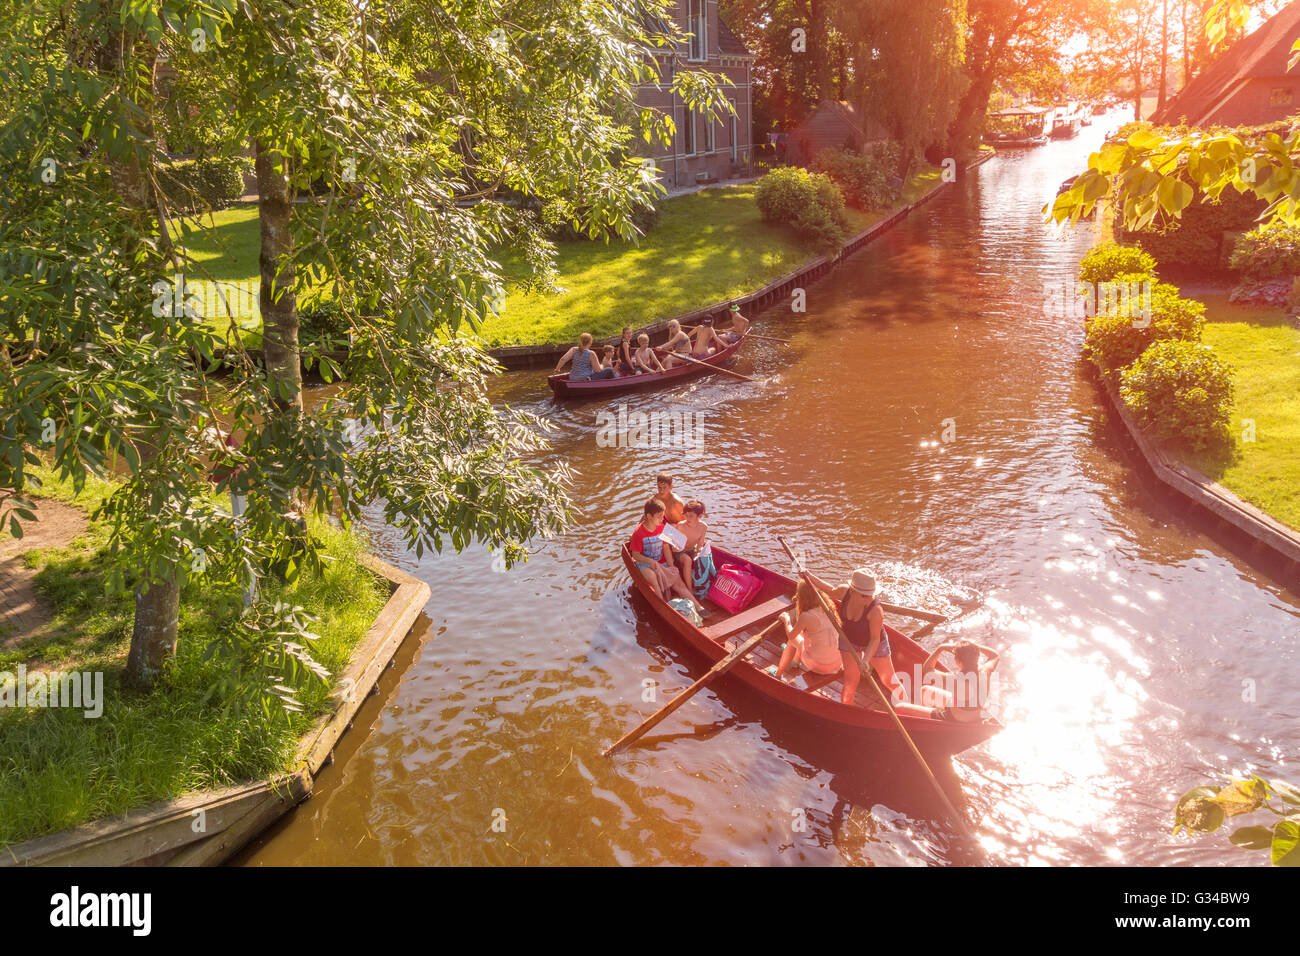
[663,319,692,367]
[772,580,861,705]
[805,566,907,703]
[689,316,722,358]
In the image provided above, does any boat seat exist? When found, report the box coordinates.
[702,595,792,642]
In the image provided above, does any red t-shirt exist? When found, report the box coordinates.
[629,522,668,564]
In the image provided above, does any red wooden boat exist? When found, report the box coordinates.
[548,333,747,398]
[621,544,1001,757]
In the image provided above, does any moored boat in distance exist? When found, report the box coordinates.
[984,106,1049,147]
[1048,101,1083,138]
[548,332,747,398]
[620,544,1002,758]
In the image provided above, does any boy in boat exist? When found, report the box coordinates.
[772,580,860,705]
[663,320,692,367]
[555,332,617,381]
[629,498,703,611]
[804,567,907,704]
[601,344,620,376]
[920,640,999,722]
[653,473,686,525]
[675,500,716,600]
[689,316,722,358]
[634,333,666,374]
[722,304,750,343]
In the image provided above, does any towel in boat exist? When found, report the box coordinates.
[660,523,687,551]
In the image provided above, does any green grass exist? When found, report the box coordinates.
[1184,294,1300,531]
[482,169,942,346]
[0,476,389,848]
[174,169,945,349]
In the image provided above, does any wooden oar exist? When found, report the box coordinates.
[777,535,973,839]
[653,347,755,383]
[881,602,947,624]
[603,619,780,757]
[746,333,791,344]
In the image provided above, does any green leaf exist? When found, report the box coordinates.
[1271,819,1300,866]
[1214,778,1267,817]
[1228,825,1273,850]
[1174,786,1225,834]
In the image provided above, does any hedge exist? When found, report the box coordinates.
[754,166,848,250]
[158,156,249,213]
[1120,339,1235,453]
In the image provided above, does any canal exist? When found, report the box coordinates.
[241,114,1300,866]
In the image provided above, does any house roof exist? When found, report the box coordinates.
[717,14,751,56]
[1151,2,1300,125]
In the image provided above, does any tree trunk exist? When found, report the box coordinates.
[125,574,179,691]
[1182,0,1190,88]
[947,71,995,159]
[1157,0,1169,111]
[255,140,302,415]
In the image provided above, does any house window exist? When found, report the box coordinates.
[1270,87,1293,106]
[680,104,696,155]
[687,0,707,62]
[706,114,716,153]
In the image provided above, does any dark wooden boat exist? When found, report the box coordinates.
[548,332,747,398]
[621,544,1001,757]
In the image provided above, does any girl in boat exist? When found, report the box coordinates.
[676,500,716,600]
[555,332,617,381]
[806,567,907,703]
[634,333,666,374]
[617,326,637,375]
[628,498,703,612]
[663,319,692,367]
[920,640,999,722]
[772,580,860,706]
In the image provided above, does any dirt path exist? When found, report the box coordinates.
[0,498,88,648]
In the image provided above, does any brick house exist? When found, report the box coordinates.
[1151,3,1300,127]
[637,1,755,188]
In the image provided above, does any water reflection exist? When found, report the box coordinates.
[240,113,1300,867]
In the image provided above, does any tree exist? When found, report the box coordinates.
[1050,0,1300,233]
[0,0,731,692]
[945,0,1096,158]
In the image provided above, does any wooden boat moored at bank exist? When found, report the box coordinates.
[548,332,747,398]
[621,544,1002,757]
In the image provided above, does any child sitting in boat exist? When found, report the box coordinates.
[772,580,861,706]
[676,500,716,600]
[629,498,703,612]
[634,333,665,374]
[921,640,999,722]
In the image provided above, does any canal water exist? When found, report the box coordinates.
[241,114,1299,866]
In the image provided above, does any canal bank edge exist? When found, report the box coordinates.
[1097,374,1300,582]
[489,151,997,371]
[0,553,431,867]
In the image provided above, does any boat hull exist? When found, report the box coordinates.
[549,333,747,398]
[621,545,1001,758]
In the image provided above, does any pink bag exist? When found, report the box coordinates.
[708,563,762,615]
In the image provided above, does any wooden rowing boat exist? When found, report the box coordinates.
[548,332,747,398]
[620,544,1001,757]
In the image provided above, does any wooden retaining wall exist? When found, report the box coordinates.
[490,152,996,371]
[1,553,431,867]
[1098,375,1300,585]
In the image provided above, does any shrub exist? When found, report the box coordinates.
[1114,172,1267,272]
[755,166,848,249]
[1120,339,1235,452]
[1228,222,1300,278]
[1079,243,1157,284]
[158,156,249,213]
[811,145,898,210]
[1084,277,1205,373]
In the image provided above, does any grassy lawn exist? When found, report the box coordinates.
[483,166,943,347]
[0,471,389,847]
[1185,293,1300,532]
[176,203,264,346]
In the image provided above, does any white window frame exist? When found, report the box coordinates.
[687,0,707,63]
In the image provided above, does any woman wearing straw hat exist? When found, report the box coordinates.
[806,567,906,702]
